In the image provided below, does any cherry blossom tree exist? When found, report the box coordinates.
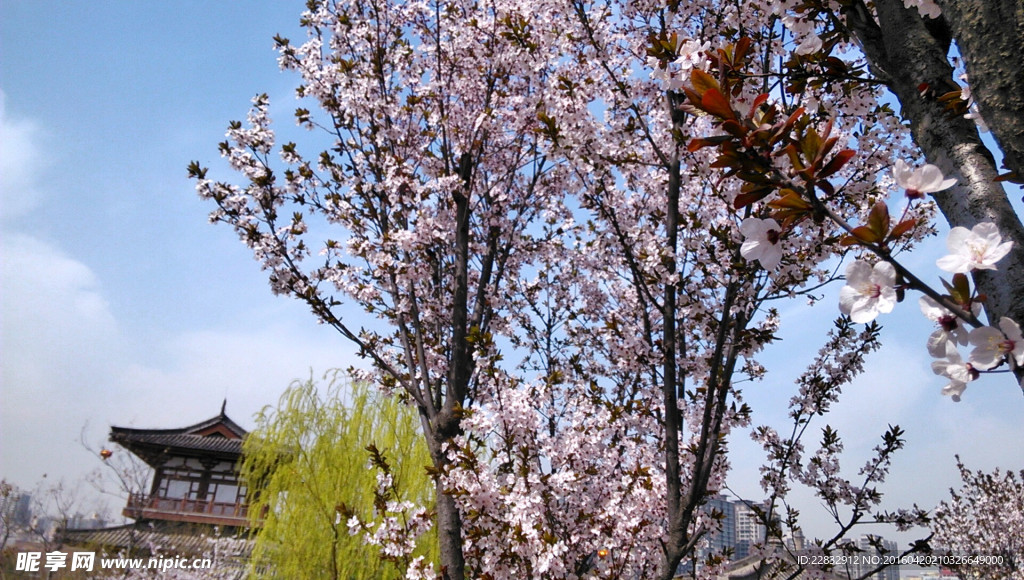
[932,457,1024,580]
[190,0,1023,577]
[191,1,574,574]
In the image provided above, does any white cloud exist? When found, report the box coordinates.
[0,231,356,489]
[0,89,48,222]
[1,222,356,496]
[1,233,121,393]
[1,233,123,488]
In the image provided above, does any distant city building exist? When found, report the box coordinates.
[704,494,738,556]
[695,497,905,580]
[847,534,900,580]
[1,488,32,529]
[732,500,768,560]
[66,512,108,531]
[699,495,770,562]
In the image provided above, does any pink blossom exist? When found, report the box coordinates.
[673,39,710,71]
[893,159,956,199]
[919,296,974,357]
[902,0,942,18]
[931,342,977,402]
[794,34,823,55]
[932,341,977,384]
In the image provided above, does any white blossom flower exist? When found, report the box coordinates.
[932,341,977,402]
[839,260,897,323]
[347,516,362,535]
[648,59,684,90]
[964,103,990,133]
[739,217,783,270]
[968,317,1024,370]
[673,39,710,71]
[933,341,977,383]
[941,380,967,402]
[936,222,1014,273]
[649,39,711,90]
[919,296,975,357]
[893,159,956,199]
[794,34,823,56]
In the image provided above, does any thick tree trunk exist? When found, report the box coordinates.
[938,0,1024,179]
[427,151,476,579]
[846,0,1024,387]
[418,405,466,579]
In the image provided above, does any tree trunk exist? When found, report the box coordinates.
[938,0,1024,179]
[846,0,1024,387]
[434,475,466,579]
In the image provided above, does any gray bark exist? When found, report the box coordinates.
[938,0,1024,179]
[846,0,1024,387]
[434,469,466,579]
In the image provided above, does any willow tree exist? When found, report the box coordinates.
[241,374,436,579]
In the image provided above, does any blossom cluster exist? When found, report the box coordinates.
[809,160,1019,400]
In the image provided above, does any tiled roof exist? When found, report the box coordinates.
[61,524,252,558]
[109,407,248,459]
[111,432,244,455]
[713,553,850,580]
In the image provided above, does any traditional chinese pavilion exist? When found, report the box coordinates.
[61,402,256,561]
[110,401,252,529]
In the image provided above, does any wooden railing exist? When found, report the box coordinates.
[124,493,252,526]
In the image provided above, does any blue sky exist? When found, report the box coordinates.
[1,3,356,504]
[2,1,1023,546]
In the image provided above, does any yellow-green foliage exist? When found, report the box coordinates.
[241,372,436,579]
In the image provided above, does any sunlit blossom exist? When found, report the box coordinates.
[893,159,956,199]
[794,34,823,55]
[839,260,897,323]
[936,222,1014,273]
[919,296,975,357]
[933,341,977,383]
[648,59,684,91]
[903,0,942,18]
[968,317,1024,370]
[932,341,977,402]
[673,39,710,71]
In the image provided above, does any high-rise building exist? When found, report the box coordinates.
[732,499,768,560]
[0,488,32,530]
[848,534,900,580]
[703,494,738,556]
[698,498,903,580]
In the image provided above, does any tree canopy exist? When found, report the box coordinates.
[193,0,1024,577]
